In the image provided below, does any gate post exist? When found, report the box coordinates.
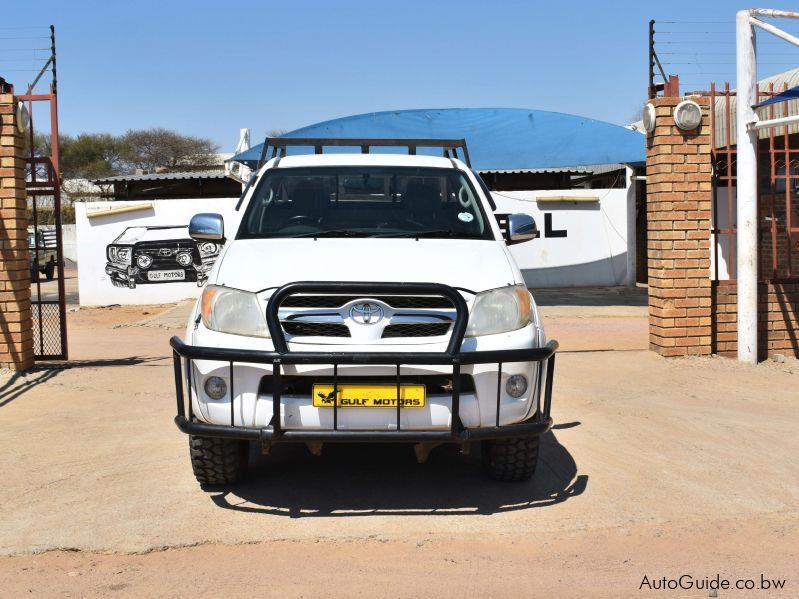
[0,89,34,371]
[646,96,713,356]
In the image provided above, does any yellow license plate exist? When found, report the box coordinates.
[312,384,426,408]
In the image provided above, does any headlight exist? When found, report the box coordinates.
[200,285,269,337]
[176,252,192,266]
[114,247,132,264]
[199,242,218,255]
[465,284,531,337]
[136,254,153,269]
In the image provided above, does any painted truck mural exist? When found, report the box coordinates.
[76,198,239,306]
[105,225,220,289]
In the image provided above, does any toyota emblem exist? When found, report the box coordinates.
[349,301,384,325]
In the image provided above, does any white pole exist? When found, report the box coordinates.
[625,165,637,287]
[749,113,799,131]
[750,8,799,20]
[736,10,758,363]
[750,17,799,47]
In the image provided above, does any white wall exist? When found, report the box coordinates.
[490,188,632,288]
[76,188,635,306]
[62,225,76,262]
[75,198,238,306]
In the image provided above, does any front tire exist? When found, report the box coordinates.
[482,435,540,482]
[189,435,248,485]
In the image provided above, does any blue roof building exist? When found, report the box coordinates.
[230,107,645,174]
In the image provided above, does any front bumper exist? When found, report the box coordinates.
[170,282,558,447]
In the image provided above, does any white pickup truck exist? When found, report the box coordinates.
[171,138,557,485]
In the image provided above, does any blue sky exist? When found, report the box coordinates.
[3,0,799,151]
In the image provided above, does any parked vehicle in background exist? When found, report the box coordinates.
[28,228,57,282]
[170,138,558,485]
[105,225,220,289]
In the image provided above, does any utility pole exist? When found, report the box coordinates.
[735,9,758,364]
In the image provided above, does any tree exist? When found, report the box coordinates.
[59,133,123,179]
[119,128,218,172]
[24,132,121,181]
[27,128,220,179]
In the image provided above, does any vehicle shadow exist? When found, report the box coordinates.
[0,356,165,408]
[209,425,587,517]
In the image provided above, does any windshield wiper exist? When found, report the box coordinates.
[288,229,371,238]
[371,230,464,239]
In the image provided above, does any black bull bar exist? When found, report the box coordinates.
[170,282,558,446]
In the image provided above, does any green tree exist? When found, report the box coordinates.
[60,133,123,179]
[119,128,218,171]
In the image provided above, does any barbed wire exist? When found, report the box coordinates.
[651,18,799,90]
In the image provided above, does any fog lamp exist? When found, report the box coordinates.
[506,374,528,398]
[176,252,192,266]
[204,376,227,400]
[136,254,153,269]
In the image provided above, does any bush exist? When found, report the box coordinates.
[26,203,75,226]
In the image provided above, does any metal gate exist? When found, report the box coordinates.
[709,80,799,283]
[19,26,68,360]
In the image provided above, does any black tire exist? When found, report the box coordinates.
[44,261,55,280]
[189,435,248,485]
[482,435,540,482]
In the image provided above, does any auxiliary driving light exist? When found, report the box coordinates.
[176,252,193,266]
[506,374,528,398]
[136,254,153,269]
[204,376,227,400]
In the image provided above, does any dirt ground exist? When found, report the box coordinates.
[0,292,797,597]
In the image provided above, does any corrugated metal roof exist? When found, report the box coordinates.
[478,167,589,175]
[94,170,227,184]
[571,163,629,175]
[713,67,799,148]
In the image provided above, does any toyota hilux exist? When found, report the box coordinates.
[170,138,557,484]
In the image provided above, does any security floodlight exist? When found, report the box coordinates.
[674,100,702,131]
[15,101,29,133]
[643,103,656,134]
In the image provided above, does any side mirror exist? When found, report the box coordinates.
[189,213,225,241]
[506,213,538,245]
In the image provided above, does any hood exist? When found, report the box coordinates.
[112,226,190,245]
[214,238,518,293]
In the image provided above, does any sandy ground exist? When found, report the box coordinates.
[0,294,797,597]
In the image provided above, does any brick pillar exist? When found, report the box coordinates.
[646,96,713,357]
[0,91,34,370]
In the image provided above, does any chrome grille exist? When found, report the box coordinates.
[276,292,457,339]
[281,294,453,309]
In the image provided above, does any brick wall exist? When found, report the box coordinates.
[646,97,713,356]
[0,91,34,371]
[713,283,799,359]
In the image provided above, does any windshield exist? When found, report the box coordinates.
[237,166,494,240]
